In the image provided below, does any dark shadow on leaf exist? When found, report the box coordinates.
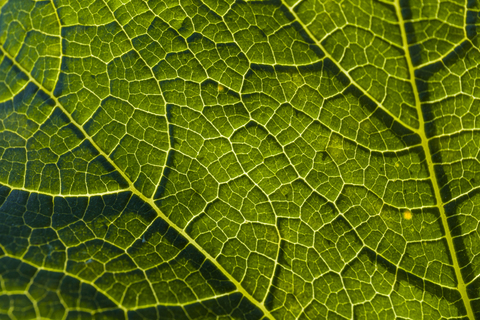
[322,58,350,87]
[263,246,283,312]
[129,292,264,320]
[154,150,174,201]
[361,247,467,312]
[154,104,175,200]
[414,41,479,314]
[444,191,478,288]
[343,85,422,147]
[399,0,423,67]
[466,7,479,40]
[417,41,469,200]
[0,184,11,207]
[0,256,125,318]
[90,155,129,189]
[139,217,238,297]
[467,276,480,319]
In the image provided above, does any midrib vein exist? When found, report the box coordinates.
[282,0,474,317]
[0,46,275,320]
[392,1,474,319]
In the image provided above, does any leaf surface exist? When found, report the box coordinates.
[0,0,479,319]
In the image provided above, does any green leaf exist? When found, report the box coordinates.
[0,0,479,319]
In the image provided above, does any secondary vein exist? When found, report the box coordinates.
[0,46,276,320]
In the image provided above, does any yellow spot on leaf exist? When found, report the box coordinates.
[395,162,400,167]
[403,210,412,220]
[218,84,224,92]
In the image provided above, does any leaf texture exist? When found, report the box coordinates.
[0,0,479,319]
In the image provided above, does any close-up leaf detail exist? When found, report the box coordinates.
[1,0,480,319]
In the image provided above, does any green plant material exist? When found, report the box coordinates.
[0,0,479,319]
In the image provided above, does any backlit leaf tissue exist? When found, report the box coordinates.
[0,0,480,319]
